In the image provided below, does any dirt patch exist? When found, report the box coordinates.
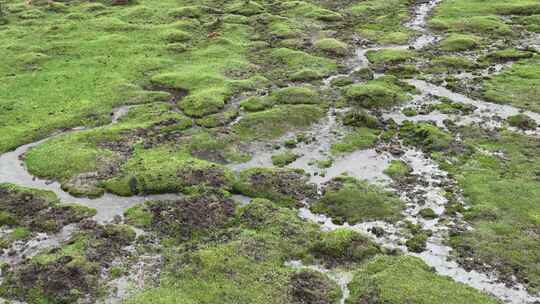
[147,191,236,241]
[289,270,338,304]
[234,168,318,205]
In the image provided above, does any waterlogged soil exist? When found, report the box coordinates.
[228,0,540,303]
[1,0,540,303]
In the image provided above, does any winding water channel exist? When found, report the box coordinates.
[1,0,540,303]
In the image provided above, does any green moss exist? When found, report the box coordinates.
[429,0,526,43]
[196,109,238,128]
[262,47,338,81]
[399,121,453,152]
[430,100,477,115]
[439,34,480,51]
[418,208,438,219]
[349,0,414,45]
[314,38,348,56]
[366,49,416,65]
[281,1,343,21]
[310,229,381,266]
[311,176,403,224]
[347,255,499,304]
[384,160,412,179]
[271,86,320,105]
[25,103,192,185]
[331,128,379,154]
[330,76,354,87]
[441,129,540,291]
[518,14,540,32]
[240,96,274,112]
[9,227,31,241]
[289,69,325,81]
[483,57,540,113]
[429,55,477,72]
[485,49,534,62]
[507,114,538,130]
[168,6,205,19]
[233,105,324,140]
[402,107,418,117]
[179,89,226,117]
[226,0,265,16]
[103,145,234,196]
[124,204,153,228]
[161,29,192,43]
[127,196,341,304]
[271,151,299,167]
[0,0,252,153]
[343,76,414,109]
[126,232,338,304]
[268,19,302,39]
[342,110,380,129]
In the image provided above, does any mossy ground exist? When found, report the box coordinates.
[482,56,540,113]
[311,176,404,225]
[438,127,540,293]
[0,0,257,153]
[349,0,415,44]
[384,160,412,179]
[343,76,416,109]
[347,255,498,304]
[1,0,536,303]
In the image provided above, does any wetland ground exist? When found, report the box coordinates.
[1,0,540,303]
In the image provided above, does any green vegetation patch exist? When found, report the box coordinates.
[483,56,540,113]
[258,47,338,81]
[429,55,477,73]
[484,48,535,63]
[233,105,324,140]
[441,128,540,292]
[347,255,499,304]
[314,38,348,56]
[349,0,414,45]
[0,0,253,153]
[365,49,416,65]
[342,110,381,129]
[429,0,522,39]
[240,96,274,112]
[271,151,300,167]
[507,114,538,130]
[311,176,403,225]
[128,198,341,304]
[310,229,381,267]
[331,128,379,154]
[399,121,453,152]
[439,34,480,52]
[344,76,414,109]
[384,160,412,179]
[271,86,321,105]
[103,145,234,196]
